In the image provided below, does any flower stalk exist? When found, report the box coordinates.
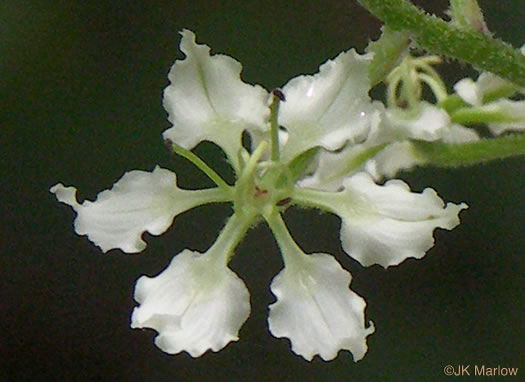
[412,134,525,167]
[270,89,285,161]
[357,0,525,86]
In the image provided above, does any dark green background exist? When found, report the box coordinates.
[2,0,523,381]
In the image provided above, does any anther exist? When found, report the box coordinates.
[254,186,269,198]
[272,88,286,102]
[164,138,174,154]
[276,197,291,207]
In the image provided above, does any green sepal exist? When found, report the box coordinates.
[448,0,489,34]
[366,25,411,87]
[287,147,319,182]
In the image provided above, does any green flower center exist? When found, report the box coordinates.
[233,149,294,217]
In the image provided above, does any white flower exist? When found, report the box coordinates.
[453,62,525,135]
[453,42,524,107]
[454,72,515,107]
[470,99,525,135]
[50,166,227,253]
[299,103,479,189]
[294,172,467,268]
[268,252,374,361]
[131,249,250,357]
[368,123,479,179]
[52,30,470,362]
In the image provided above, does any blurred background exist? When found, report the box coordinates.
[2,0,523,380]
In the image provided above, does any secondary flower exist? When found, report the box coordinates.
[298,102,480,190]
[299,55,481,189]
[453,47,525,135]
[51,29,468,361]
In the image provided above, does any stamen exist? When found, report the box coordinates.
[270,89,285,161]
[272,88,286,102]
[276,197,291,207]
[167,141,232,194]
[164,138,175,154]
[254,186,269,198]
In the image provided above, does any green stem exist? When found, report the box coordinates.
[270,90,284,161]
[236,141,268,189]
[450,106,509,125]
[357,0,525,86]
[207,211,258,264]
[291,187,339,213]
[412,134,525,167]
[439,94,469,114]
[168,141,232,194]
[184,187,233,206]
[263,211,305,267]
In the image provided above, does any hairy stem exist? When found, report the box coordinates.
[413,134,525,167]
[357,0,525,86]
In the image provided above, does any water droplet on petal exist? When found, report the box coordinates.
[306,85,314,97]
